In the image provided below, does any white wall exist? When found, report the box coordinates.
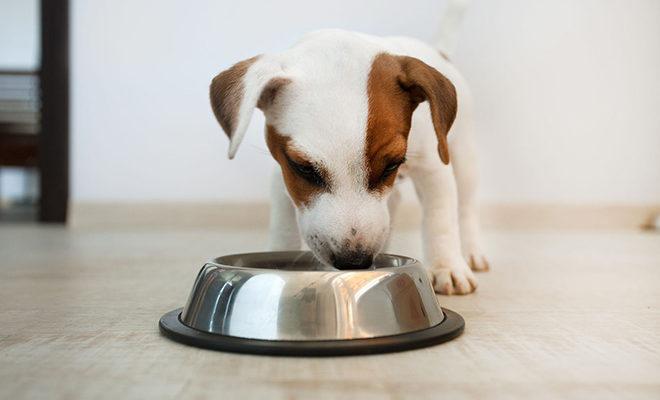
[0,0,39,69]
[459,0,660,204]
[71,0,660,204]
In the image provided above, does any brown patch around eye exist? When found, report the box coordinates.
[265,125,326,207]
[365,53,414,192]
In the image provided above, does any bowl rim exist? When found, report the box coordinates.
[160,307,464,356]
[205,250,423,273]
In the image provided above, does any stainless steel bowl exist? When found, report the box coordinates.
[159,251,464,356]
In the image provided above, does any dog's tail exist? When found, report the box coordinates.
[432,0,471,57]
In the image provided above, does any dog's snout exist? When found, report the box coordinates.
[332,251,374,270]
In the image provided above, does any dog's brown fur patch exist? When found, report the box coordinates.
[266,125,326,207]
[209,56,260,137]
[365,54,415,193]
[396,55,457,164]
[365,53,458,184]
[257,77,291,110]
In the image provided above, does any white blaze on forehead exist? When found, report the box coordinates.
[266,30,383,193]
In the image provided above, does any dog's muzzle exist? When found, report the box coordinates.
[332,250,374,270]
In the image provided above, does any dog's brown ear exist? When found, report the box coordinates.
[396,56,457,164]
[210,55,289,159]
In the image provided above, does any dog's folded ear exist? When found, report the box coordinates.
[210,55,290,159]
[396,56,457,165]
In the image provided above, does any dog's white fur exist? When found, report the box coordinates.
[215,27,487,295]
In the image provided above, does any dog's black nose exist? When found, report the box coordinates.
[333,252,374,270]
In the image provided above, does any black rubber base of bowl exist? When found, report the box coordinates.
[159,308,464,357]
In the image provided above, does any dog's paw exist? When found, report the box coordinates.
[467,253,491,272]
[428,262,478,295]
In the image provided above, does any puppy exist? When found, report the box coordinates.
[210,28,489,295]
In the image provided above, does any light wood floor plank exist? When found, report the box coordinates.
[1,225,659,399]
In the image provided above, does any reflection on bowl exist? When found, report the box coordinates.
[180,251,444,341]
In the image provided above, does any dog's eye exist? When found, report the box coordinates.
[381,158,405,180]
[288,159,326,187]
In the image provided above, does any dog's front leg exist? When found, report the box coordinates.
[267,167,302,251]
[410,162,477,295]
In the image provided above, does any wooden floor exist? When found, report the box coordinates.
[0,224,659,399]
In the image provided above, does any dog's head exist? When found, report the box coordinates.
[210,34,457,268]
